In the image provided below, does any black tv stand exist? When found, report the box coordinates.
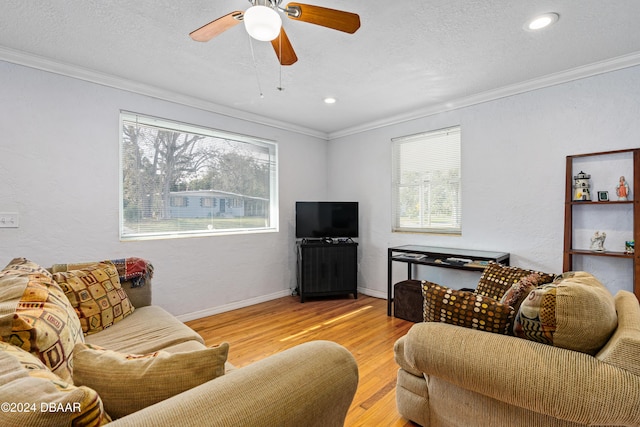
[296,240,358,302]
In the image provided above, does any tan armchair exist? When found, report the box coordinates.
[395,282,640,426]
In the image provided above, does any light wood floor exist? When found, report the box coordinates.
[185,293,418,427]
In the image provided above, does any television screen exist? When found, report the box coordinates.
[295,202,359,238]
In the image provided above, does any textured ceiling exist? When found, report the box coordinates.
[1,1,640,138]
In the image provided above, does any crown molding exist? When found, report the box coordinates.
[0,46,329,140]
[3,46,640,142]
[328,51,640,140]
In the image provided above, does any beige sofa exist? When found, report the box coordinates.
[394,271,640,427]
[0,258,358,426]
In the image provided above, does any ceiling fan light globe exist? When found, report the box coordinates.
[244,5,282,41]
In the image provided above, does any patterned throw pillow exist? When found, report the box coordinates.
[0,257,52,337]
[499,273,544,334]
[422,281,515,334]
[513,283,557,345]
[513,272,617,355]
[52,262,134,335]
[0,341,49,369]
[0,258,84,383]
[72,342,229,418]
[0,343,110,426]
[475,262,555,300]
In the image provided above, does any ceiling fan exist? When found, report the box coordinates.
[189,0,361,66]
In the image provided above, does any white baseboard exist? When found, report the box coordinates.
[176,287,389,322]
[176,289,292,322]
[357,286,387,300]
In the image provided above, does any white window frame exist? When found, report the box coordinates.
[119,111,279,240]
[391,126,461,234]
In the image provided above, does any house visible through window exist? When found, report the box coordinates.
[200,197,215,208]
[120,112,278,239]
[170,196,188,207]
[391,126,461,234]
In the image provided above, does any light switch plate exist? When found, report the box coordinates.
[0,212,19,228]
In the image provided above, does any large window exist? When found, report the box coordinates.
[120,112,278,240]
[391,126,461,234]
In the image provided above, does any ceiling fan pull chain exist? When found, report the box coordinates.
[277,33,284,91]
[248,36,265,98]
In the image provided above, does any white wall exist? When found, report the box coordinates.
[0,60,328,319]
[2,60,639,320]
[328,65,640,298]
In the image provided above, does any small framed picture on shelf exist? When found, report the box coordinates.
[598,191,609,202]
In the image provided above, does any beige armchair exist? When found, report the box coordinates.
[395,282,640,426]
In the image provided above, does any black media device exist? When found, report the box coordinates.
[295,201,359,239]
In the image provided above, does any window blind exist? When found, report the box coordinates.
[391,126,461,234]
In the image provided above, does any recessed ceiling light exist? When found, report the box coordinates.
[324,97,337,104]
[525,13,559,31]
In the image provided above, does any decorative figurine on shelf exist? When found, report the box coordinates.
[590,231,606,252]
[616,176,630,201]
[625,240,635,254]
[573,171,592,201]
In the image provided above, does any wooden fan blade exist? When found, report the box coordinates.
[286,3,360,34]
[270,27,298,66]
[189,11,243,42]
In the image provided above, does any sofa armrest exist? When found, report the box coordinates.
[119,278,152,308]
[109,340,358,427]
[402,322,640,426]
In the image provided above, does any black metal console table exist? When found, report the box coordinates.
[387,245,510,316]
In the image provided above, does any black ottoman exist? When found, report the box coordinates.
[394,280,423,323]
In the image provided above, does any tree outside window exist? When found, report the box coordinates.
[120,112,278,239]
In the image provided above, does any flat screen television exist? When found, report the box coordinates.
[295,201,359,239]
